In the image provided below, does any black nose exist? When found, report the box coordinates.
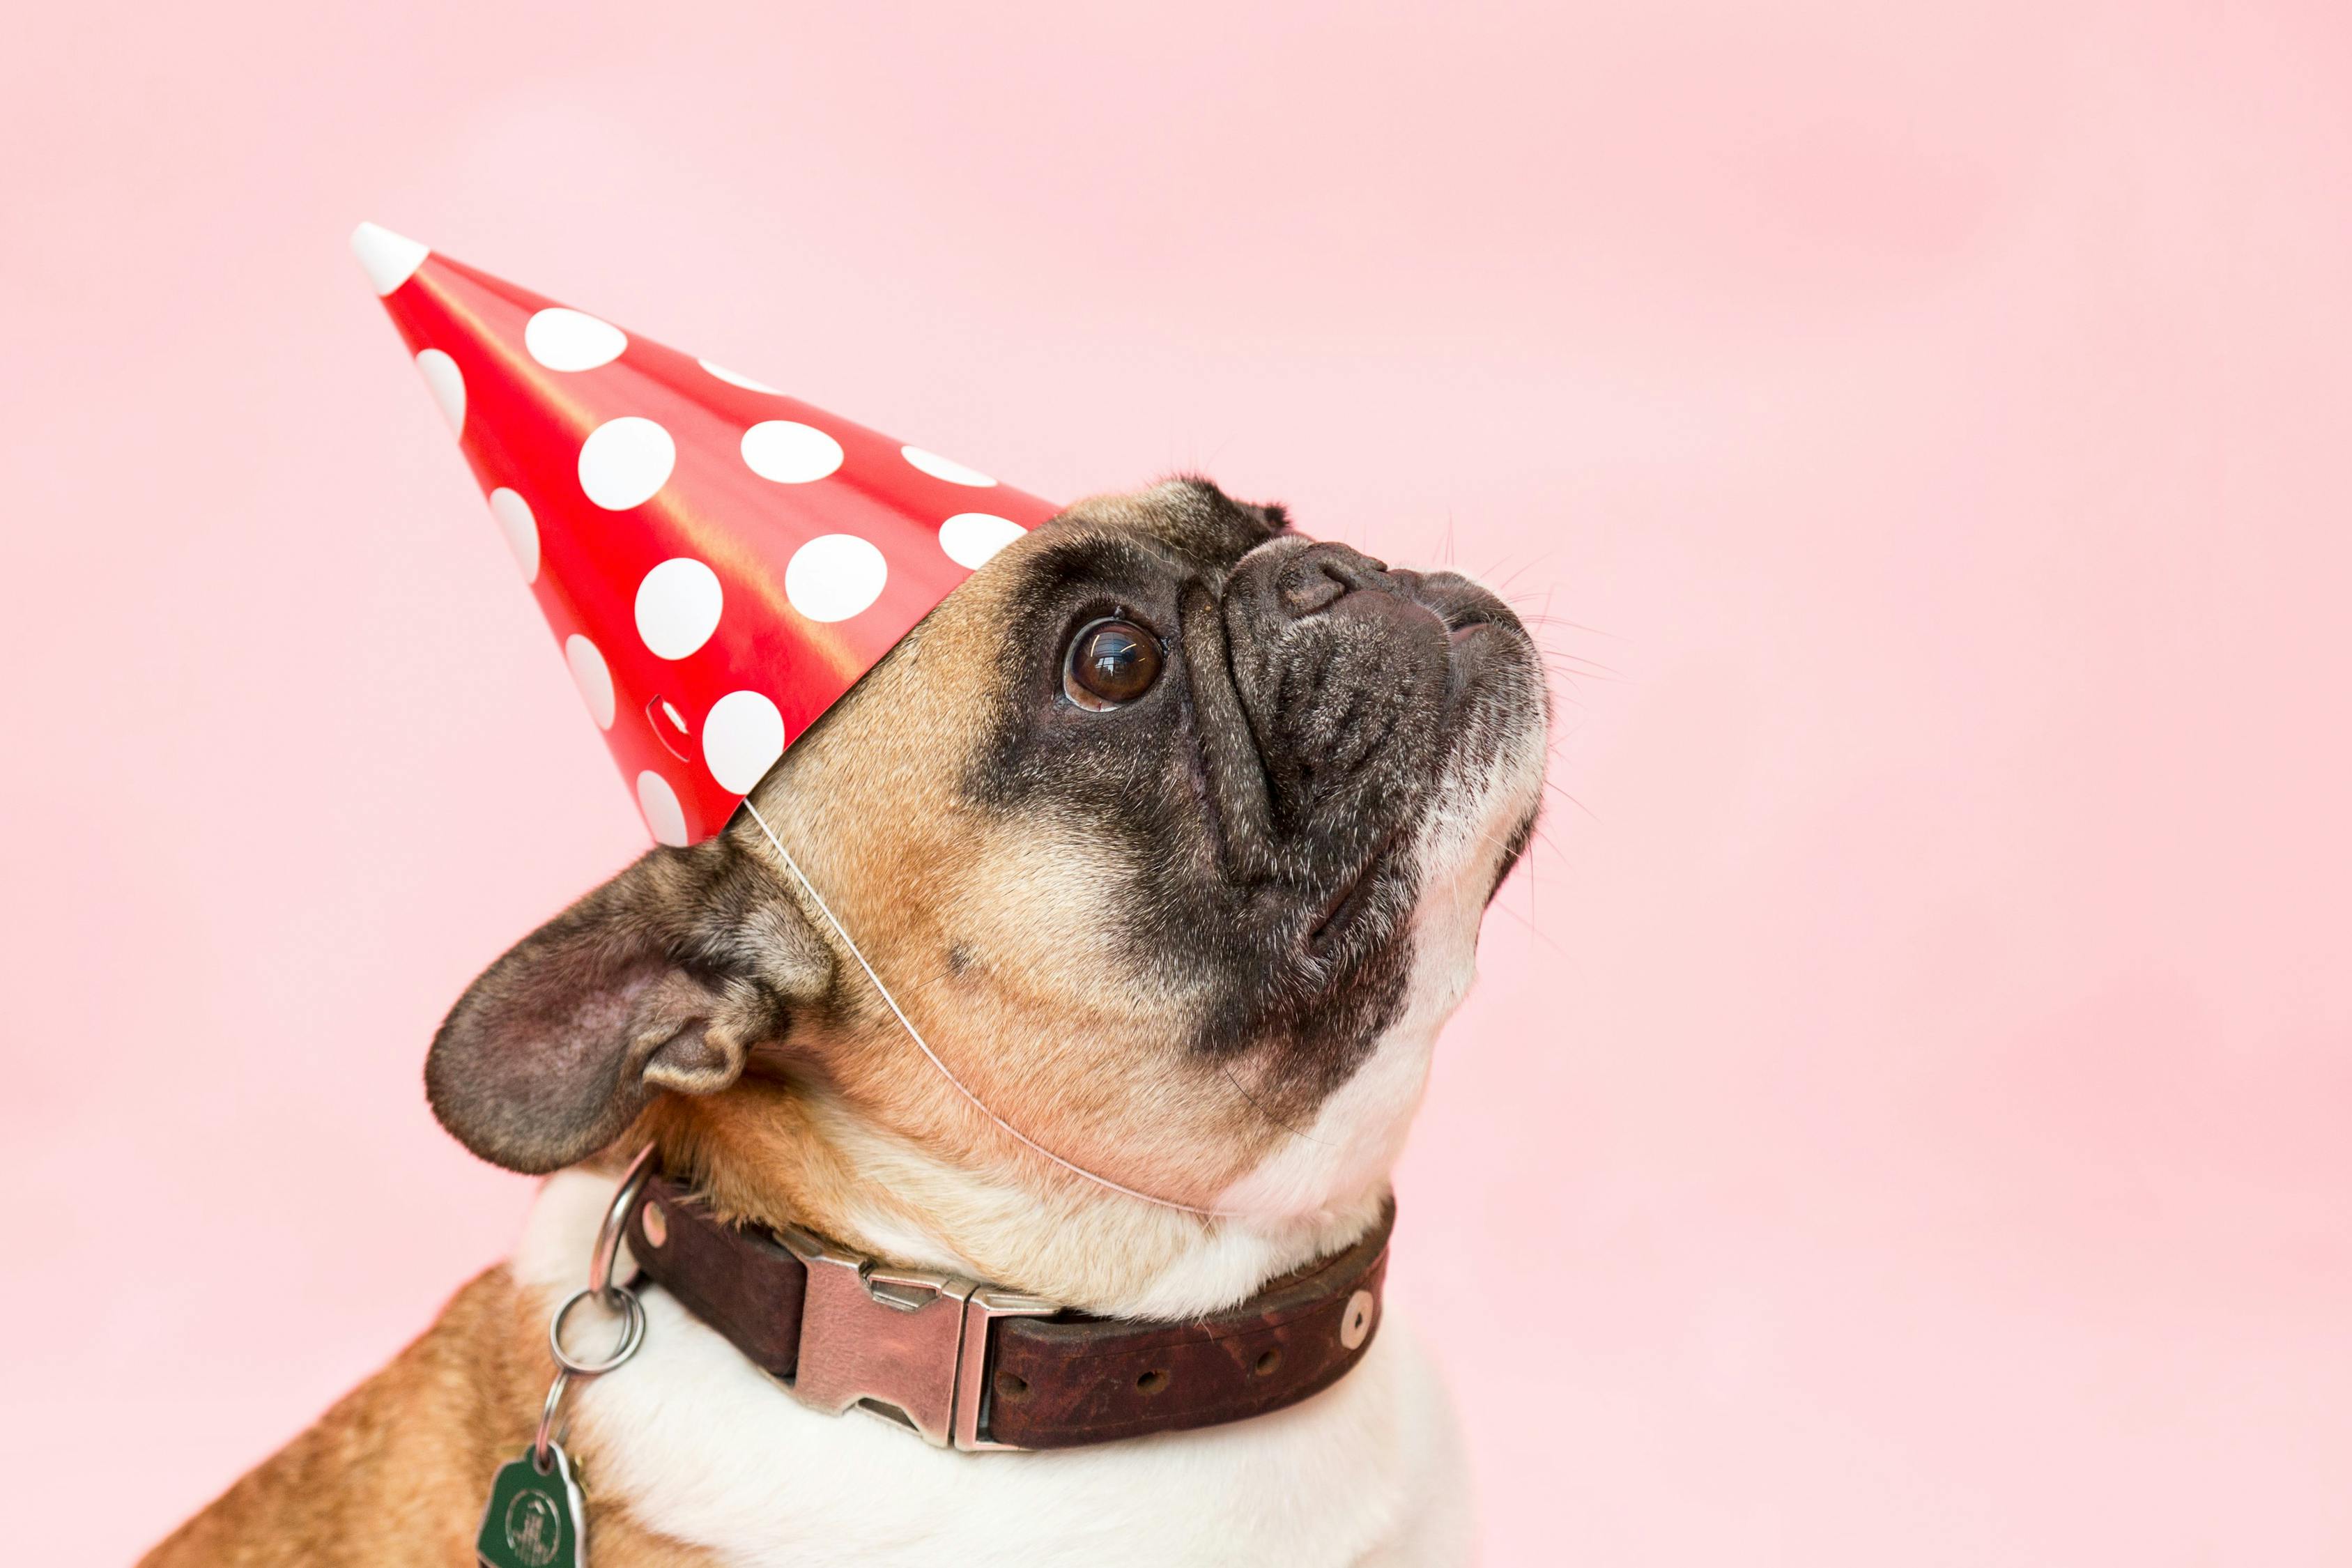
[1272,542,1400,617]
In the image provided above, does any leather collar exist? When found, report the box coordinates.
[622,1174,1392,1451]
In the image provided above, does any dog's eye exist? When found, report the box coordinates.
[1063,618,1162,711]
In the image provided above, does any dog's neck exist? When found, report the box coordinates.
[619,870,1479,1319]
[632,1071,1401,1320]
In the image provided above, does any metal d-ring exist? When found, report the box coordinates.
[589,1142,659,1302]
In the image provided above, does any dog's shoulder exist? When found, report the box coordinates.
[141,1265,545,1567]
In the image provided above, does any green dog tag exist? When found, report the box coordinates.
[477,1443,587,1568]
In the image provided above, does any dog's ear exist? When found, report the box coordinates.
[426,834,830,1174]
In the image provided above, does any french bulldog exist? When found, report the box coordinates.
[146,477,1550,1567]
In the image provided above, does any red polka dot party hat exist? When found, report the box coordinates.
[351,221,1061,846]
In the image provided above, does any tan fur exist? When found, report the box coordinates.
[141,1267,716,1567]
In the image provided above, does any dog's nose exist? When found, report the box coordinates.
[1273,542,1399,618]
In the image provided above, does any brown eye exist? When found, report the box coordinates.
[1063,618,1162,710]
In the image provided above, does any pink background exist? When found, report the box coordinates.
[6,2,2349,1561]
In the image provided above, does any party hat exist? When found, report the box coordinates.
[351,222,1061,845]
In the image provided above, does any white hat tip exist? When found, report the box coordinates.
[350,221,430,296]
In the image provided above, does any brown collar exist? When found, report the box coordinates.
[622,1174,1392,1451]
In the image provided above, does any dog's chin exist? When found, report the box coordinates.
[1221,755,1545,1218]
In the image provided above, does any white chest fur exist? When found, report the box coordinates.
[513,1170,1473,1567]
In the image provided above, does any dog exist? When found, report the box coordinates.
[145,477,1550,1566]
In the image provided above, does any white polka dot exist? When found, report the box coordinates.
[564,634,615,730]
[578,417,676,510]
[525,307,628,371]
[415,348,464,434]
[634,557,724,660]
[937,512,1027,569]
[699,359,779,394]
[702,691,786,794]
[741,420,845,484]
[636,770,690,847]
[487,488,538,582]
[785,534,889,622]
[350,222,429,295]
[900,445,997,486]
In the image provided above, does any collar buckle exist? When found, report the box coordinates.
[777,1226,1056,1451]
